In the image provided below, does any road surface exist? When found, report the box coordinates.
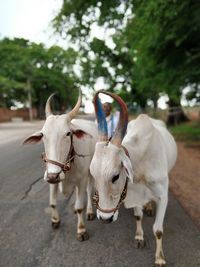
[0,121,200,267]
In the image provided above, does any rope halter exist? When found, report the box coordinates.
[93,177,128,214]
[41,134,75,184]
[41,134,92,183]
[92,145,130,214]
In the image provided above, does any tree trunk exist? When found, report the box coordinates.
[27,78,33,121]
[166,98,189,126]
[152,97,159,118]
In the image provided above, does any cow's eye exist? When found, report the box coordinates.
[66,132,71,137]
[112,174,119,183]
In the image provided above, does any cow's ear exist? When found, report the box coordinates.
[121,154,134,183]
[23,131,43,145]
[72,129,92,139]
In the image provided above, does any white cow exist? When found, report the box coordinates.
[90,90,177,266]
[24,91,97,241]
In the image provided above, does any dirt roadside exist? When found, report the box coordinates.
[170,142,200,229]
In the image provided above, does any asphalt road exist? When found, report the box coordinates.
[0,121,200,267]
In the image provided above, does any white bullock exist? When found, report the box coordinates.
[24,91,97,241]
[90,90,177,266]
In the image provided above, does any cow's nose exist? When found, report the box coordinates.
[47,172,60,184]
[100,215,114,224]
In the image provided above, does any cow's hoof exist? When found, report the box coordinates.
[145,208,155,217]
[155,263,166,267]
[87,213,95,221]
[155,258,166,267]
[51,220,60,229]
[134,238,146,249]
[77,231,89,241]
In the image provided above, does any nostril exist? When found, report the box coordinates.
[47,173,60,183]
[100,215,113,224]
[109,215,114,222]
[47,173,59,179]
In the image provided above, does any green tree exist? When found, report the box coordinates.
[53,0,200,123]
[53,1,137,104]
[0,38,79,117]
[30,44,79,117]
[0,38,30,107]
[127,0,200,123]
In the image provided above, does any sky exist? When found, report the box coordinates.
[0,0,62,46]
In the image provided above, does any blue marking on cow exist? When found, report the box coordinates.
[96,96,108,135]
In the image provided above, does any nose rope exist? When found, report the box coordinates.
[93,177,128,214]
[42,152,74,173]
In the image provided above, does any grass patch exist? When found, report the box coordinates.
[170,122,200,144]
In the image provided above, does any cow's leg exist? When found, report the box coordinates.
[49,184,60,228]
[59,178,75,198]
[74,183,89,241]
[151,181,168,267]
[134,207,145,248]
[86,175,95,221]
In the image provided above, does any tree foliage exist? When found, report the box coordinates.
[0,38,79,116]
[129,0,200,106]
[0,38,30,107]
[53,0,200,110]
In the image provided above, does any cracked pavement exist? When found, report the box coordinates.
[0,120,200,267]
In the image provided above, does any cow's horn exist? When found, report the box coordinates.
[68,89,82,120]
[98,90,128,146]
[93,90,108,141]
[45,93,56,118]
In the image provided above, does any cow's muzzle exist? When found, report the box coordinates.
[47,172,61,184]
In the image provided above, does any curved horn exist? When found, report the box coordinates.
[98,90,128,146]
[68,89,82,120]
[45,93,56,118]
[93,91,108,141]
